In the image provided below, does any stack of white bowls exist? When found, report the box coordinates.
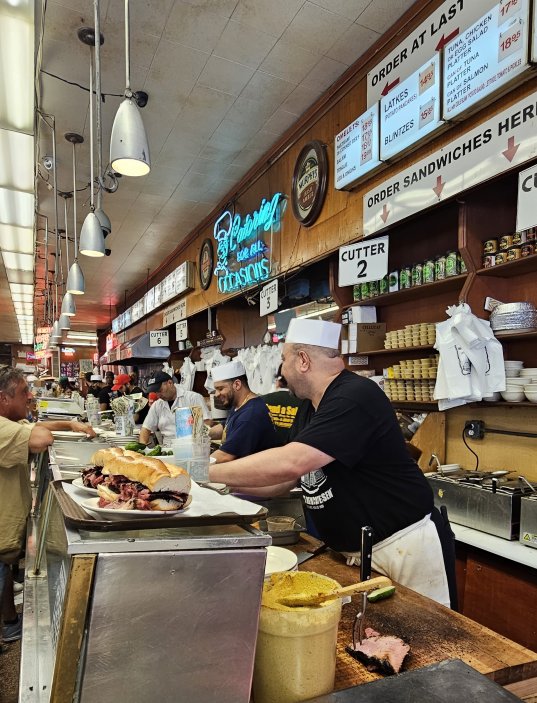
[502,361,525,402]
[520,367,537,402]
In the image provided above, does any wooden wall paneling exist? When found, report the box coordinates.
[410,411,446,471]
[445,405,537,482]
[463,548,537,650]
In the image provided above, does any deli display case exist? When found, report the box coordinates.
[20,448,270,703]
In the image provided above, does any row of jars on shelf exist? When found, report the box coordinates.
[482,228,536,267]
[353,251,466,301]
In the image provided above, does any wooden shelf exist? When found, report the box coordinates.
[390,401,438,410]
[494,329,537,340]
[477,253,537,277]
[469,401,537,407]
[361,345,435,356]
[345,274,467,308]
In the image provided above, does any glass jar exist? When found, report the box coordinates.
[521,243,535,257]
[483,238,498,254]
[369,279,379,297]
[412,262,423,286]
[379,275,389,296]
[399,266,412,289]
[499,234,513,251]
[423,258,435,283]
[495,252,507,265]
[434,254,446,280]
[445,250,459,277]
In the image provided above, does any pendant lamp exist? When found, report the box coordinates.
[59,313,71,331]
[65,133,85,295]
[79,24,105,257]
[110,0,150,176]
[60,192,76,316]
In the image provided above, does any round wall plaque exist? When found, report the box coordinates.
[199,238,214,290]
[291,140,328,227]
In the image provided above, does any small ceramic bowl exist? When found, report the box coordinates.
[501,389,525,402]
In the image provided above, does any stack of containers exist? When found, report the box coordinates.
[384,356,438,402]
[385,323,436,349]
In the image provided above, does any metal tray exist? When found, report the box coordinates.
[257,519,305,545]
[52,480,267,532]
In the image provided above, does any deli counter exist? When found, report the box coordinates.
[20,443,270,703]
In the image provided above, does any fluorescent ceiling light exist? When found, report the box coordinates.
[0,223,34,253]
[0,6,34,133]
[2,250,33,270]
[6,268,33,284]
[67,331,97,339]
[11,293,33,302]
[0,130,33,191]
[9,282,33,294]
[13,302,33,314]
[299,305,339,320]
[0,187,34,227]
[64,341,96,347]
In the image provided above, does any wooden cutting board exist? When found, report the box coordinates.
[295,548,537,690]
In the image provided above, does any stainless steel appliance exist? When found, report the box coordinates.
[520,494,537,549]
[427,473,533,540]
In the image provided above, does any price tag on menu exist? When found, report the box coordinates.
[176,320,188,341]
[260,279,278,316]
[498,18,523,62]
[338,235,389,287]
[500,0,521,23]
[149,330,169,347]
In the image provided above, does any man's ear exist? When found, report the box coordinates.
[297,350,311,371]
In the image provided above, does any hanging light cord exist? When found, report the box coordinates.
[89,48,95,210]
[124,0,131,93]
[72,143,78,259]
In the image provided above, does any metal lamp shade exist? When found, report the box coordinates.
[80,212,106,257]
[58,313,71,331]
[51,320,62,341]
[67,260,85,295]
[61,292,76,317]
[95,206,111,235]
[110,98,150,176]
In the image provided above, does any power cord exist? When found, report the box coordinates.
[462,427,479,471]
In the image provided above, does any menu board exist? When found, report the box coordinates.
[335,105,381,190]
[443,0,530,120]
[380,54,442,161]
[154,281,163,308]
[123,307,132,328]
[175,261,193,295]
[131,300,143,322]
[145,288,155,315]
[112,317,119,333]
[161,273,174,302]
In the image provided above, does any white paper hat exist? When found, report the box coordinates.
[285,318,341,349]
[90,374,102,381]
[211,360,246,382]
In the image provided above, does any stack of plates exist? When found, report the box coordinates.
[490,302,537,332]
[264,546,298,579]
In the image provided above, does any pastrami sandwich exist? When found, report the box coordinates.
[84,447,192,511]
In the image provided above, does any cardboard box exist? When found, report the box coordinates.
[356,323,386,352]
[349,306,377,323]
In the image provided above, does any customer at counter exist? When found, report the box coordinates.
[209,360,277,463]
[263,364,301,446]
[98,371,115,411]
[112,373,149,424]
[210,320,455,608]
[86,374,103,399]
[138,372,211,446]
[0,367,95,649]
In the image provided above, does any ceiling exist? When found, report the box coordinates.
[24,0,416,340]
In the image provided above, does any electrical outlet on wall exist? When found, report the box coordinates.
[464,420,485,439]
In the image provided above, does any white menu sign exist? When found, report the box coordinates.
[380,54,442,161]
[150,330,169,347]
[335,105,381,190]
[443,0,530,120]
[259,279,278,317]
[338,235,389,287]
[176,320,188,341]
[163,298,187,327]
[516,164,537,232]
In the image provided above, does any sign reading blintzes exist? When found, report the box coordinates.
[213,193,283,294]
[443,0,530,120]
[380,54,443,161]
[335,105,381,190]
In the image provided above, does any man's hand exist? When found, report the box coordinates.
[69,419,97,438]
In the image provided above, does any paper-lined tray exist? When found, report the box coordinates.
[54,480,267,532]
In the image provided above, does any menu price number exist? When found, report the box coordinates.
[149,330,169,347]
[498,19,523,62]
[499,0,520,22]
[421,104,434,122]
[419,64,434,94]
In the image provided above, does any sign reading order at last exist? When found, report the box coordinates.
[338,235,389,287]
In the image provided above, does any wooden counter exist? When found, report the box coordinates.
[291,543,537,691]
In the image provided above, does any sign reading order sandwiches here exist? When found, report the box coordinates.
[443,0,530,121]
[363,89,537,235]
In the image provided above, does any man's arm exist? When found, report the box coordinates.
[138,426,152,445]
[209,441,334,487]
[28,424,54,453]
[39,419,96,438]
[211,448,236,463]
[208,423,223,440]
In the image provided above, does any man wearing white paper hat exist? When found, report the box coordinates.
[209,360,277,463]
[211,318,456,609]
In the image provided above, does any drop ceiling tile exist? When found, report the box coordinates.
[140,165,192,198]
[213,20,278,69]
[326,21,380,65]
[262,108,298,134]
[223,163,249,181]
[189,157,229,176]
[145,40,209,103]
[104,0,174,37]
[211,118,259,142]
[191,201,218,217]
[198,57,255,97]
[259,38,318,84]
[198,143,242,163]
[180,0,239,18]
[245,128,280,152]
[310,0,371,22]
[51,0,111,14]
[240,71,296,109]
[281,84,321,115]
[357,0,415,33]
[230,0,304,37]
[301,55,350,92]
[164,2,230,52]
[232,147,267,169]
[224,96,274,128]
[99,23,160,73]
[281,2,352,55]
[179,86,236,132]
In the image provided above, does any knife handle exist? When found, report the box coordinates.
[360,525,373,582]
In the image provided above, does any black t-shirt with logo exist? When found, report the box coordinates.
[263,389,301,446]
[290,369,433,551]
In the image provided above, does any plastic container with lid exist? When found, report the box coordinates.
[253,571,342,703]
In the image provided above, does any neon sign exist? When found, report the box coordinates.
[213,193,283,294]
